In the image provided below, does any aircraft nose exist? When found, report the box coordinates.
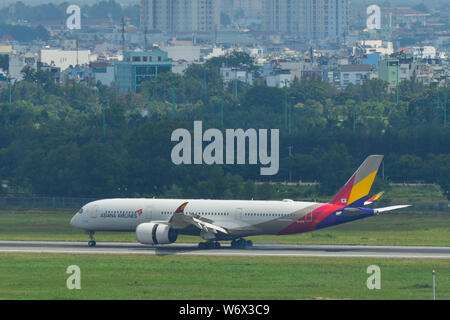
[70,216,77,227]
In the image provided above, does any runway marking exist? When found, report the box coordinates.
[0,241,449,259]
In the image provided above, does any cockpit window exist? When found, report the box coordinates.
[78,207,84,214]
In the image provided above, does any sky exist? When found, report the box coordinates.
[0,0,447,10]
[0,0,138,9]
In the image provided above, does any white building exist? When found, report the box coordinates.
[40,49,92,71]
[410,46,437,59]
[357,40,394,55]
[266,73,291,88]
[398,63,412,82]
[9,52,38,81]
[220,66,253,85]
[339,64,376,88]
[161,45,201,62]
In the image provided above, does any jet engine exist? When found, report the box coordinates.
[136,222,178,245]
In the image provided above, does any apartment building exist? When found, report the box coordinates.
[263,0,348,40]
[140,0,220,34]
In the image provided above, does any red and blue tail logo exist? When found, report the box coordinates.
[279,155,383,235]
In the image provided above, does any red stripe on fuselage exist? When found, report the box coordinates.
[277,203,344,235]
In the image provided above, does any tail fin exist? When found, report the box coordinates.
[329,155,383,207]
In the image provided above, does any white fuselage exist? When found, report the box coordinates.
[70,198,320,237]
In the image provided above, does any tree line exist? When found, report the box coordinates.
[0,52,449,200]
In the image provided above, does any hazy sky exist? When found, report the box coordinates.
[0,0,139,9]
[0,0,446,9]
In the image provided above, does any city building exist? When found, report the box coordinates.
[114,48,172,94]
[90,61,115,86]
[266,72,291,87]
[39,49,92,71]
[140,0,221,35]
[378,58,399,91]
[40,64,62,84]
[161,44,201,62]
[381,7,430,29]
[220,66,253,85]
[339,64,376,87]
[263,0,301,34]
[263,0,348,40]
[356,40,394,56]
[9,52,38,81]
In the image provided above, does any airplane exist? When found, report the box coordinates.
[70,155,410,249]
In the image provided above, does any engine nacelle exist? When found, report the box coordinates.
[136,222,178,245]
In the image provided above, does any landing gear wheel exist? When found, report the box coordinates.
[198,242,206,249]
[231,238,251,249]
[87,231,96,247]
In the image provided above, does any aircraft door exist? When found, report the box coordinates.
[236,208,243,220]
[141,206,153,221]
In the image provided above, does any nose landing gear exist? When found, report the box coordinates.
[87,231,96,247]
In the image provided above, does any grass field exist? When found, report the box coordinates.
[0,253,448,300]
[0,208,449,246]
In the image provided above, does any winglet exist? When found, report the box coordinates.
[364,191,384,205]
[175,202,188,214]
[329,155,383,207]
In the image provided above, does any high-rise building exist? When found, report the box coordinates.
[222,0,263,14]
[140,0,220,34]
[263,0,348,40]
[263,0,299,34]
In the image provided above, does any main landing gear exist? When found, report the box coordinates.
[87,231,96,247]
[231,238,253,249]
[197,238,253,250]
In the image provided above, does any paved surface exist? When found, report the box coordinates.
[0,240,449,259]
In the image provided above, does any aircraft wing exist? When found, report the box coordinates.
[168,202,229,235]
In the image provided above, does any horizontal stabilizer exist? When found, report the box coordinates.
[373,205,411,214]
[336,204,411,216]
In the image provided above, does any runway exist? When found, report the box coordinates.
[0,240,450,259]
